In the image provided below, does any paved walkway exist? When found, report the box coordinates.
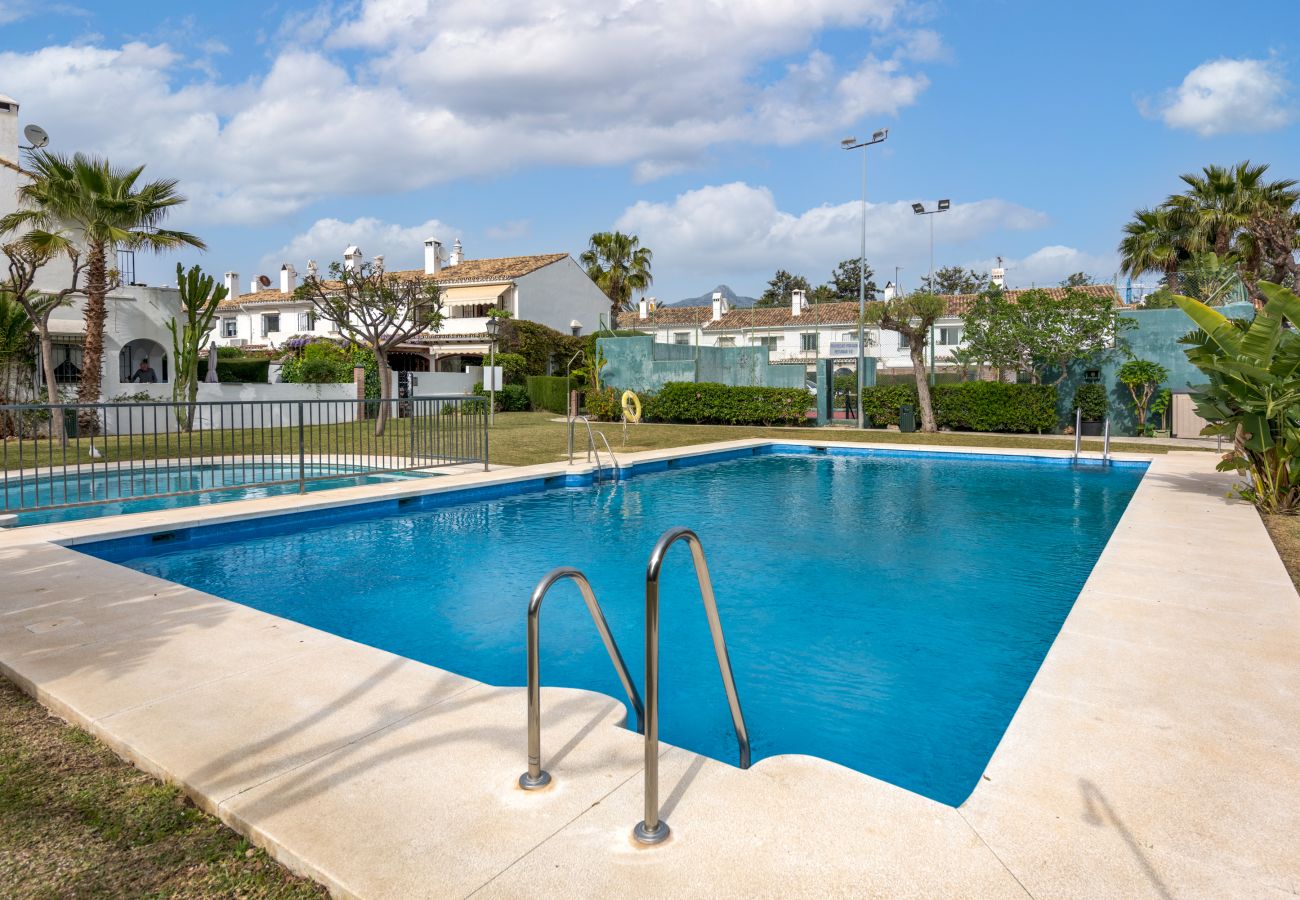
[0,446,1295,898]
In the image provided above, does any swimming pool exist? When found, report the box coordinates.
[8,463,433,526]
[81,446,1145,806]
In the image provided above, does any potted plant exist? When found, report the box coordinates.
[1072,383,1107,436]
[1150,388,1172,438]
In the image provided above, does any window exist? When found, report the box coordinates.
[261,313,280,337]
[751,336,778,350]
[800,333,818,352]
[49,342,84,384]
[221,318,237,338]
[897,333,910,350]
[298,311,316,331]
[842,332,857,342]
[938,326,963,346]
[717,337,736,347]
[673,332,690,345]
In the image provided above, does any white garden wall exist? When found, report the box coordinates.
[101,382,360,434]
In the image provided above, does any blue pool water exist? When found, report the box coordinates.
[82,448,1145,805]
[9,463,432,526]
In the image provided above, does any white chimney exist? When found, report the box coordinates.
[991,260,1006,288]
[0,93,18,168]
[224,272,239,297]
[638,298,649,320]
[883,281,896,300]
[791,288,807,316]
[344,245,362,271]
[424,238,442,274]
[450,238,464,266]
[374,254,384,271]
[711,291,728,321]
[279,263,297,294]
[249,278,260,294]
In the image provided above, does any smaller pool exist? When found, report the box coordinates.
[6,463,433,526]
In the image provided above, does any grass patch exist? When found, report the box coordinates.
[1263,514,1300,592]
[486,411,1188,468]
[0,677,324,898]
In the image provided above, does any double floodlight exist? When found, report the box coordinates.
[913,199,952,215]
[840,129,889,150]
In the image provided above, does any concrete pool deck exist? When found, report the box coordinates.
[0,442,1296,898]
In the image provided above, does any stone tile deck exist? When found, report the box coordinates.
[0,444,1296,898]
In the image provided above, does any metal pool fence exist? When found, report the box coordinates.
[1,395,488,516]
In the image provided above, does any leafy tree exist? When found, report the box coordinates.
[825,258,878,301]
[1059,272,1095,287]
[918,266,989,295]
[1116,358,1169,433]
[864,292,947,432]
[1175,283,1300,511]
[2,242,86,443]
[166,264,228,432]
[580,231,653,321]
[296,259,443,435]
[1140,288,1179,309]
[961,287,1128,384]
[1119,206,1188,294]
[757,270,811,308]
[0,151,204,424]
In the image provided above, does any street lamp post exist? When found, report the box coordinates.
[911,199,950,386]
[485,315,501,426]
[841,129,889,429]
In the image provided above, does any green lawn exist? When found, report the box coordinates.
[486,411,1185,467]
[0,677,324,897]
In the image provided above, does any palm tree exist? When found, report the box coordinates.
[580,231,653,323]
[1118,207,1187,293]
[1168,161,1299,256]
[0,151,204,417]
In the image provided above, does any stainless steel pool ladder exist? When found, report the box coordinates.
[1073,409,1112,464]
[519,567,644,790]
[634,526,751,845]
[519,527,751,849]
[570,415,620,484]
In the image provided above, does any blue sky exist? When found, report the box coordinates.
[2,0,1296,301]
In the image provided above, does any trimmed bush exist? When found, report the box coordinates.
[498,383,530,411]
[587,382,810,426]
[526,375,572,414]
[932,382,1057,433]
[494,352,529,385]
[860,385,916,426]
[1072,383,1108,421]
[196,357,270,383]
[861,382,1057,432]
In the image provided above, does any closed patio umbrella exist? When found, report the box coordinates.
[205,342,219,382]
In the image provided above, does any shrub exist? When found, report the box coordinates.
[598,382,810,427]
[860,382,1057,432]
[196,356,270,383]
[498,383,531,411]
[931,382,1057,433]
[1072,383,1108,421]
[281,341,352,384]
[860,385,916,426]
[493,352,529,385]
[526,375,573,414]
[215,345,246,358]
[498,319,583,377]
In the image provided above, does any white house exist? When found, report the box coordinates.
[1,91,183,398]
[210,239,610,374]
[616,284,1123,379]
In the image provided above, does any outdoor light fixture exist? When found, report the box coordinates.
[840,128,889,430]
[485,316,501,426]
[912,199,953,387]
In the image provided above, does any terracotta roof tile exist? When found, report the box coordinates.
[613,306,716,328]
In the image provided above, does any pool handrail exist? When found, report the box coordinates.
[635,526,750,845]
[520,566,644,790]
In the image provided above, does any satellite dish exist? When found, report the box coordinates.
[22,124,49,149]
[258,274,272,287]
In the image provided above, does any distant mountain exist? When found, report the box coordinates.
[663,284,757,308]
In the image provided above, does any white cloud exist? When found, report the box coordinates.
[258,216,457,275]
[1142,57,1294,136]
[970,246,1117,289]
[1,1,935,224]
[616,181,1048,282]
[484,219,530,241]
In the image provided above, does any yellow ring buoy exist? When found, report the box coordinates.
[620,390,642,423]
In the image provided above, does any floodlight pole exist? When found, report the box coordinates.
[842,129,888,429]
[913,200,950,387]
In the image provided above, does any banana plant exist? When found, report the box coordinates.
[1174,280,1300,512]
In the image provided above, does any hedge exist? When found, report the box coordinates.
[587,382,811,427]
[196,357,271,383]
[860,382,1058,433]
[932,382,1057,433]
[526,375,572,414]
